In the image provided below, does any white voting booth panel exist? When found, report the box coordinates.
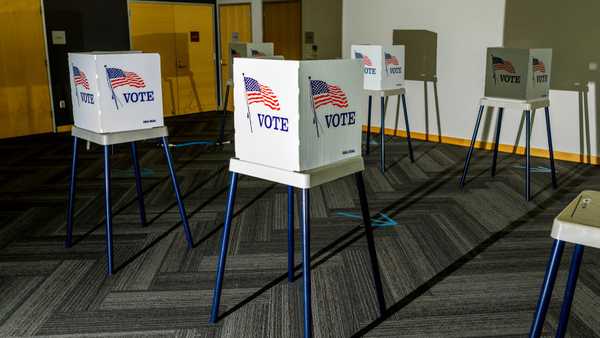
[233,58,364,172]
[484,48,552,100]
[68,52,164,134]
[229,42,275,80]
[351,45,405,90]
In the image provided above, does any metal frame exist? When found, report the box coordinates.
[208,167,386,338]
[365,90,415,172]
[459,100,557,201]
[65,134,193,275]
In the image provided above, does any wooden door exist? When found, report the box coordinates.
[219,3,252,111]
[129,2,178,117]
[263,1,301,60]
[0,0,53,138]
[174,4,217,114]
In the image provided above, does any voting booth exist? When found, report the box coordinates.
[484,48,552,100]
[68,52,164,134]
[351,45,405,90]
[233,58,364,172]
[228,42,275,80]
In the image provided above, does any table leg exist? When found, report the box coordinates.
[459,105,485,188]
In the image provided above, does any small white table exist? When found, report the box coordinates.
[459,97,557,200]
[66,126,193,275]
[365,88,415,172]
[530,190,600,337]
[208,157,386,338]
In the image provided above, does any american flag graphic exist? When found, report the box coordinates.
[384,53,399,66]
[354,52,373,66]
[106,67,146,89]
[310,80,348,109]
[251,50,266,57]
[244,77,280,111]
[492,56,516,74]
[533,58,546,73]
[73,66,90,90]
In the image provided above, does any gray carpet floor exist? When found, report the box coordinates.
[0,112,599,337]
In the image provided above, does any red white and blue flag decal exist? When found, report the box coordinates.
[354,52,373,66]
[73,66,90,90]
[533,58,546,73]
[310,80,349,109]
[106,68,146,89]
[384,53,399,66]
[492,56,516,73]
[244,76,280,111]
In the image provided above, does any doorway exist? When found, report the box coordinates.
[263,0,301,60]
[219,3,252,111]
[129,1,217,116]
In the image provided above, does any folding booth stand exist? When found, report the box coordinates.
[529,190,600,337]
[365,87,414,172]
[460,48,557,200]
[209,58,386,338]
[66,127,193,275]
[65,52,193,275]
[352,45,414,172]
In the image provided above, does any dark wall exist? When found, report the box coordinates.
[43,0,216,126]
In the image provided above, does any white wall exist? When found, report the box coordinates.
[217,0,263,42]
[343,0,597,158]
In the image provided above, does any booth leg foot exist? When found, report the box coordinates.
[209,172,239,324]
[161,136,194,248]
[366,95,372,156]
[459,105,485,188]
[525,110,532,201]
[287,185,295,282]
[529,239,565,338]
[556,244,585,338]
[103,145,114,276]
[301,188,313,338]
[65,136,79,248]
[545,107,558,189]
[355,172,386,315]
[491,108,504,177]
[380,96,386,172]
[130,142,147,226]
[401,94,414,163]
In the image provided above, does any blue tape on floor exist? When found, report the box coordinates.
[171,140,216,148]
[512,165,555,173]
[336,211,398,227]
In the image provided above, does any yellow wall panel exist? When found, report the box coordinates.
[0,0,53,139]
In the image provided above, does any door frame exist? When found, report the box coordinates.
[39,0,57,131]
[127,0,222,110]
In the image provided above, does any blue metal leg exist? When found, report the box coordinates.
[130,142,147,226]
[65,136,79,248]
[288,185,295,282]
[525,110,532,200]
[366,95,372,155]
[401,94,415,163]
[529,239,566,338]
[209,172,239,324]
[556,244,585,338]
[103,145,114,275]
[356,172,386,315]
[459,105,485,188]
[218,83,230,144]
[161,136,194,248]
[491,108,504,177]
[301,188,313,338]
[545,107,558,189]
[380,96,386,172]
